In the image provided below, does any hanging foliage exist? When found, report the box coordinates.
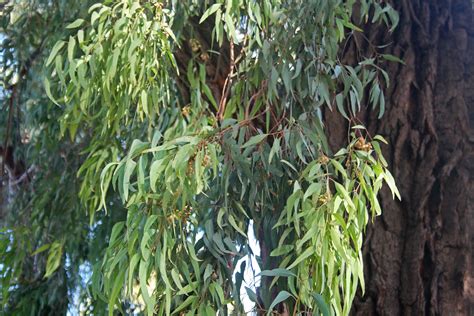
[1,0,401,315]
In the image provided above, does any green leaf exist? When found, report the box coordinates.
[99,162,118,212]
[267,291,293,315]
[331,160,347,178]
[44,241,63,278]
[128,254,140,296]
[128,139,148,158]
[44,77,59,106]
[140,232,151,261]
[312,293,330,316]
[334,182,356,210]
[245,287,258,303]
[139,260,155,316]
[159,238,174,291]
[173,295,197,314]
[31,243,50,256]
[303,183,322,201]
[233,201,249,219]
[270,245,294,257]
[259,268,296,278]
[202,83,218,110]
[46,41,65,66]
[66,18,85,29]
[122,159,136,202]
[383,169,401,200]
[141,90,148,116]
[281,159,298,173]
[224,13,236,41]
[144,215,158,232]
[108,269,125,316]
[228,214,247,237]
[199,3,222,24]
[381,53,405,64]
[336,93,349,119]
[176,282,196,295]
[67,36,75,62]
[292,59,302,79]
[378,89,385,119]
[150,158,165,192]
[109,221,125,245]
[341,20,363,32]
[171,268,183,290]
[388,8,400,32]
[374,135,388,144]
[203,264,213,281]
[242,134,267,148]
[269,137,280,164]
[77,30,84,43]
[287,246,313,269]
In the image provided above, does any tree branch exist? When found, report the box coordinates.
[217,41,235,121]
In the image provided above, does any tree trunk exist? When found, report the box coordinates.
[326,0,474,314]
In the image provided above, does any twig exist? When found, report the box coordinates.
[244,80,267,120]
[217,41,235,121]
[9,164,36,186]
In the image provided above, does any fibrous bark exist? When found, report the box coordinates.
[326,0,473,314]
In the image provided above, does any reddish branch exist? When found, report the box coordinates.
[217,41,235,121]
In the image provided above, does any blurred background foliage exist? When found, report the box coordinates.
[0,1,126,314]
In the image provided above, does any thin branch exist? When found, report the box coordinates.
[245,81,267,120]
[9,164,36,186]
[217,41,235,121]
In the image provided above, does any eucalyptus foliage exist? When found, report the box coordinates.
[2,0,401,315]
[0,2,133,314]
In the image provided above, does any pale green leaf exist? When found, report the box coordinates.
[259,268,296,278]
[46,41,65,66]
[66,18,85,29]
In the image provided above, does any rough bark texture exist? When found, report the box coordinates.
[174,17,232,109]
[326,0,474,314]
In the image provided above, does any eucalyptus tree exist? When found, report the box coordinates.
[3,0,400,314]
[2,0,471,315]
[0,1,124,314]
